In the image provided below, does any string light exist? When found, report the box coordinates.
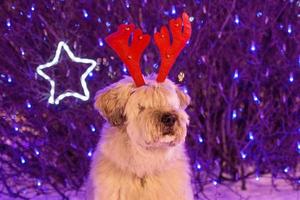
[240,151,247,159]
[125,0,130,8]
[284,167,289,173]
[183,86,188,94]
[196,162,201,170]
[36,41,97,105]
[255,175,260,181]
[233,69,239,79]
[252,93,260,104]
[26,101,32,109]
[14,126,19,132]
[7,75,12,83]
[256,11,263,17]
[31,4,35,11]
[171,5,176,15]
[287,24,292,34]
[37,180,42,187]
[297,142,300,153]
[34,148,40,156]
[212,180,218,186]
[122,64,128,73]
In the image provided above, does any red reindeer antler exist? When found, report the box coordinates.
[154,12,192,82]
[105,24,150,87]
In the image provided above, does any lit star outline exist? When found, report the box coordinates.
[36,41,97,105]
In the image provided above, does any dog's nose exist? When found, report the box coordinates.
[161,113,176,127]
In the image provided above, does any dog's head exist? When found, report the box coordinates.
[94,75,190,149]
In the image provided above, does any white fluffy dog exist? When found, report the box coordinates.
[87,75,194,200]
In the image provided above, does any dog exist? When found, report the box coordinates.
[87,74,193,200]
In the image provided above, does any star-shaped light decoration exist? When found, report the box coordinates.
[36,41,97,105]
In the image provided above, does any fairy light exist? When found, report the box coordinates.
[14,126,19,132]
[250,41,256,52]
[189,16,194,22]
[233,69,239,79]
[297,142,300,153]
[248,131,254,140]
[31,4,35,11]
[82,9,89,18]
[20,156,26,164]
[196,162,201,170]
[240,151,247,159]
[212,180,218,186]
[234,15,240,24]
[255,175,260,181]
[287,24,292,34]
[122,64,128,73]
[183,86,188,94]
[7,75,12,83]
[171,5,176,15]
[37,180,42,187]
[90,124,96,132]
[26,101,32,109]
[88,72,93,77]
[98,38,104,47]
[252,93,260,104]
[289,73,294,82]
[198,134,204,143]
[87,149,93,157]
[6,18,11,28]
[232,110,237,119]
[34,148,40,156]
[125,0,130,8]
[36,41,97,105]
[284,167,289,173]
[256,11,263,17]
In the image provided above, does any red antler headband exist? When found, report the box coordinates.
[105,12,192,87]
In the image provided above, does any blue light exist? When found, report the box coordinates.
[198,135,204,143]
[98,38,104,47]
[240,151,247,159]
[6,18,11,28]
[284,167,289,173]
[82,9,89,18]
[90,124,96,132]
[89,72,93,77]
[297,142,300,153]
[20,156,26,164]
[234,15,240,24]
[252,93,260,104]
[171,5,176,15]
[233,69,239,79]
[289,73,294,82]
[27,12,32,19]
[232,110,237,119]
[88,149,93,157]
[153,63,158,69]
[256,11,263,17]
[248,132,254,140]
[97,17,102,23]
[34,148,40,156]
[250,41,256,52]
[287,24,292,34]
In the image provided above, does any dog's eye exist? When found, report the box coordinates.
[138,104,145,112]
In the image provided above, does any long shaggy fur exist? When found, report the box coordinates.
[87,75,194,200]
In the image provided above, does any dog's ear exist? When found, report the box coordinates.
[94,80,133,126]
[176,87,191,109]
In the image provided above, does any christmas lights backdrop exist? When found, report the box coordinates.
[0,0,300,199]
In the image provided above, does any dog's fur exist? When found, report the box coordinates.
[87,75,193,200]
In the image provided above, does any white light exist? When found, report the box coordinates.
[289,73,294,82]
[31,4,35,11]
[20,156,26,164]
[122,64,127,73]
[234,15,240,24]
[232,110,237,119]
[26,101,32,108]
[198,135,204,143]
[287,24,292,34]
[189,16,194,22]
[89,72,93,77]
[297,142,300,152]
[125,0,130,8]
[14,126,19,131]
[7,75,12,83]
[88,149,93,157]
[213,180,218,186]
[82,9,88,18]
[248,132,254,140]
[196,163,201,170]
[34,148,40,156]
[171,5,176,15]
[240,151,247,159]
[20,48,25,56]
[255,175,260,181]
[250,41,256,52]
[36,41,97,105]
[90,124,96,132]
[284,167,289,173]
[37,180,42,187]
[6,18,11,28]
[98,38,104,47]
[252,93,260,104]
[233,69,239,79]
